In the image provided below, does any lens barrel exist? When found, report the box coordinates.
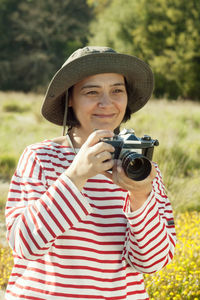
[120,151,152,181]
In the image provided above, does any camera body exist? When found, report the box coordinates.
[102,129,159,181]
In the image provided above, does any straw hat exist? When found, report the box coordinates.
[41,46,154,126]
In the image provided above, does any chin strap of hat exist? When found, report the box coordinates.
[62,92,68,136]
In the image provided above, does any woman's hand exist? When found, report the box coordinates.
[103,160,157,211]
[65,130,115,190]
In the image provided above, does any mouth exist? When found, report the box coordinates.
[93,114,116,119]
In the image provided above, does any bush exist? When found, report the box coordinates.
[144,212,200,299]
[0,155,17,181]
[2,101,31,113]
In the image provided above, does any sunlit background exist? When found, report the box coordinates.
[0,1,200,299]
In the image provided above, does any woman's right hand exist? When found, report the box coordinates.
[64,130,115,190]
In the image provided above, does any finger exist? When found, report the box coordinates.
[95,151,113,162]
[111,160,120,184]
[86,130,114,147]
[92,141,115,155]
[101,159,114,172]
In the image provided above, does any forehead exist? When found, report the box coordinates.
[74,73,125,89]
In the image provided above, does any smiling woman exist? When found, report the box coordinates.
[5,46,176,300]
[68,73,128,142]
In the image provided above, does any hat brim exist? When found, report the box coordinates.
[42,52,154,126]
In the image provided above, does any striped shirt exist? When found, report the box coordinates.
[5,140,176,300]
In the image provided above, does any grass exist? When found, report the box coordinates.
[125,99,200,211]
[0,91,200,297]
[1,92,200,211]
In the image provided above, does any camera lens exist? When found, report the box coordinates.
[120,151,152,181]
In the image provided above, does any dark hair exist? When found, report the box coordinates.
[65,81,132,129]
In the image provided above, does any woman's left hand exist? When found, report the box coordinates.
[103,160,157,211]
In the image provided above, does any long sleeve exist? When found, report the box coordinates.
[122,164,176,274]
[5,146,93,260]
[5,142,176,300]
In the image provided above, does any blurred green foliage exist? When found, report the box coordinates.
[0,0,92,92]
[89,0,200,100]
[0,155,17,181]
[0,0,200,98]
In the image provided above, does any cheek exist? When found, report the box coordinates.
[118,97,128,113]
[73,100,96,118]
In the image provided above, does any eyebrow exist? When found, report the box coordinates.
[80,83,125,90]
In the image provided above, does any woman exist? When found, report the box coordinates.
[5,46,176,299]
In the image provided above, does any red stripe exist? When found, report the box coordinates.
[29,158,36,177]
[90,213,126,219]
[87,178,114,185]
[57,235,124,246]
[21,151,32,176]
[48,252,122,264]
[71,227,125,237]
[11,178,44,187]
[40,198,65,232]
[29,206,48,244]
[128,194,155,222]
[9,276,144,292]
[84,187,123,192]
[21,214,49,252]
[82,220,126,228]
[90,204,123,210]
[131,210,159,234]
[60,177,89,215]
[86,196,124,201]
[53,185,83,222]
[19,229,42,258]
[11,269,139,282]
[45,190,73,227]
[131,253,167,270]
[9,282,147,299]
[53,244,121,255]
[10,188,44,195]
[14,261,131,273]
[131,232,168,256]
[135,222,166,244]
[32,204,56,239]
[130,224,166,251]
[130,242,169,263]
[6,289,44,300]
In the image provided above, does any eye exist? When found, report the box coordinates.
[113,88,125,94]
[86,90,98,95]
[85,90,99,96]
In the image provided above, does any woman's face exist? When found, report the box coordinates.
[69,73,128,138]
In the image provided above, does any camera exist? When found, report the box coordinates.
[102,128,159,181]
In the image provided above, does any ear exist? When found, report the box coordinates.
[68,95,73,107]
[67,86,73,107]
[68,99,72,107]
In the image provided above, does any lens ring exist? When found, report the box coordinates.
[121,151,152,181]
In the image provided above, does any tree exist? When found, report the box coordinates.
[89,0,200,100]
[0,0,93,91]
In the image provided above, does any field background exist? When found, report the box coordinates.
[0,92,200,299]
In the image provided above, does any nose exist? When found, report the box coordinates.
[98,93,112,107]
